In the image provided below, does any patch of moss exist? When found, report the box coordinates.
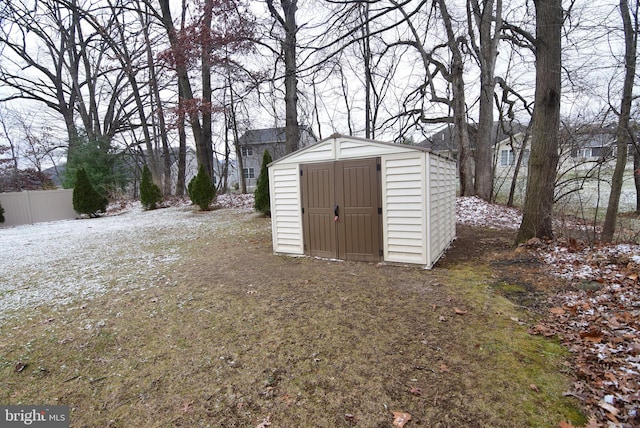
[446,264,587,427]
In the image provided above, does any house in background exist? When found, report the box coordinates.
[238,127,317,189]
[417,121,528,164]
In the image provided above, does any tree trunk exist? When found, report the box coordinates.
[267,0,299,154]
[283,0,299,154]
[228,74,246,193]
[176,87,187,197]
[157,0,211,178]
[507,131,530,207]
[438,0,474,196]
[635,147,640,212]
[361,2,373,139]
[515,0,562,244]
[602,0,637,241]
[470,0,502,201]
[201,0,215,178]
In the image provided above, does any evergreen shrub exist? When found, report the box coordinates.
[189,165,216,211]
[254,149,272,216]
[140,165,163,210]
[73,168,108,217]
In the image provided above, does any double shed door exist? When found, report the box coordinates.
[301,158,382,262]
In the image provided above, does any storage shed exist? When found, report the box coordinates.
[268,134,457,269]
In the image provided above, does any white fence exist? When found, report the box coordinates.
[0,189,76,227]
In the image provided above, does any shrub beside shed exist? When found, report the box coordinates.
[268,134,456,269]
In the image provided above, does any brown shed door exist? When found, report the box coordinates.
[301,158,381,262]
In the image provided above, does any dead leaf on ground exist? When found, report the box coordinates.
[256,415,271,428]
[454,307,468,315]
[529,383,540,392]
[579,329,604,343]
[438,363,449,372]
[585,415,601,428]
[392,411,411,427]
[180,401,193,413]
[557,421,574,428]
[14,362,27,373]
[408,386,422,396]
[597,401,619,417]
[549,307,565,315]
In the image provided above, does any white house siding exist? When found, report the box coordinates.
[269,165,304,254]
[382,153,428,265]
[427,154,457,267]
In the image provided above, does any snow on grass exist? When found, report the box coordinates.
[0,194,259,321]
[2,193,636,322]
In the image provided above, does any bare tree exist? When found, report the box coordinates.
[266,0,300,154]
[602,0,638,241]
[516,0,563,243]
[156,0,210,177]
[467,0,503,201]
[0,0,136,160]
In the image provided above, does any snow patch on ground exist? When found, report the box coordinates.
[456,196,522,229]
[0,194,257,320]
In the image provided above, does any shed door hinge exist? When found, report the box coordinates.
[376,163,381,171]
[379,249,383,257]
[378,207,382,214]
[301,207,305,214]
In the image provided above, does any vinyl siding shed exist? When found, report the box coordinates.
[268,134,456,269]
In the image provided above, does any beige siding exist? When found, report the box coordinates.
[427,154,457,267]
[382,154,428,265]
[273,141,335,165]
[268,134,456,267]
[273,136,421,166]
[0,189,76,227]
[269,165,304,254]
[337,138,415,159]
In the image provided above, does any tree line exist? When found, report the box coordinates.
[0,0,638,242]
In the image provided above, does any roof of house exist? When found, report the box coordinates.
[417,121,528,151]
[238,126,317,146]
[238,127,287,145]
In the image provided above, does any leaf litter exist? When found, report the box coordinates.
[456,197,640,427]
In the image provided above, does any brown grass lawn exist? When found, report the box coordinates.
[0,209,585,427]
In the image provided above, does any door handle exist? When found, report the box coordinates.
[334,205,339,217]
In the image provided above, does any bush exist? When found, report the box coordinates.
[140,165,163,210]
[73,168,108,217]
[63,132,128,197]
[189,165,216,211]
[254,149,272,216]
[0,201,4,223]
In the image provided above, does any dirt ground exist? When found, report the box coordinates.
[0,211,585,427]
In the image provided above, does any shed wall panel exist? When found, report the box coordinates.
[269,165,303,254]
[382,153,427,265]
[428,155,457,266]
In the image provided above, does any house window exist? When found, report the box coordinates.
[500,149,515,166]
[241,146,253,157]
[577,148,592,158]
[243,168,255,179]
